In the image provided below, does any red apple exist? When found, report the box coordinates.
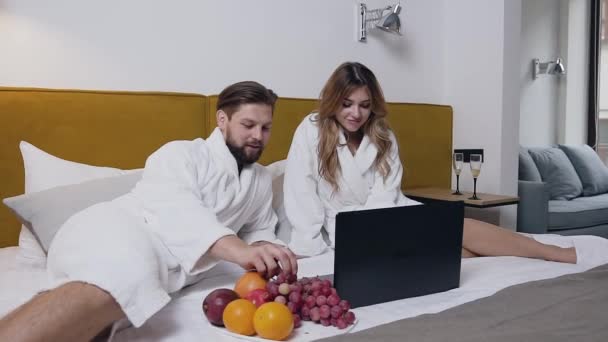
[202,288,239,326]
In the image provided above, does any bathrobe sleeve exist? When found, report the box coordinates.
[362,132,421,209]
[136,141,236,275]
[238,167,285,246]
[284,120,330,257]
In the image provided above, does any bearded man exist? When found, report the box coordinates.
[0,81,297,341]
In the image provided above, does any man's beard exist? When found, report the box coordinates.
[225,132,264,169]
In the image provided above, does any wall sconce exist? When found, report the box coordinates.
[358,2,402,42]
[532,57,566,79]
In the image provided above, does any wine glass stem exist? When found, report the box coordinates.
[456,175,460,192]
[473,177,477,197]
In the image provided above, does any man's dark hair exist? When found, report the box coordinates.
[217,81,278,118]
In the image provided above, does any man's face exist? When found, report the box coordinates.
[217,103,273,166]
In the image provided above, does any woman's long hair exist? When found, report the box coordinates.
[315,62,393,190]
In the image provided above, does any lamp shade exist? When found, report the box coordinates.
[376,4,402,35]
[552,58,566,75]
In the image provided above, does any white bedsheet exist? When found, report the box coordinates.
[113,234,608,342]
[0,247,48,317]
[1,234,607,341]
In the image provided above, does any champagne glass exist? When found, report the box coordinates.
[469,154,482,200]
[452,153,464,195]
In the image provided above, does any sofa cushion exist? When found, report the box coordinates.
[529,147,583,200]
[558,144,608,196]
[548,194,608,230]
[518,147,542,182]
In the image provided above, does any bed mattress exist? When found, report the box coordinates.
[1,234,607,341]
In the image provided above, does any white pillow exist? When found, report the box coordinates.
[5,172,142,252]
[16,147,288,262]
[266,160,293,244]
[17,141,138,266]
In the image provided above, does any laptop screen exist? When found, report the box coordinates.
[333,200,464,308]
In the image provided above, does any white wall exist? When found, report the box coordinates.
[2,0,527,227]
[520,0,561,146]
[559,0,589,145]
[600,45,608,112]
[444,0,521,228]
[519,0,588,147]
[500,0,523,228]
[0,0,446,102]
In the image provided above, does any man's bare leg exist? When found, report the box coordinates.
[0,281,125,342]
[461,218,577,263]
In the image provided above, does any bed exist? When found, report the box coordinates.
[1,87,607,341]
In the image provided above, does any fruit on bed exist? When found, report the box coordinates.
[246,288,272,307]
[206,270,356,339]
[253,302,294,340]
[202,288,239,326]
[263,271,356,330]
[223,299,257,336]
[234,271,268,298]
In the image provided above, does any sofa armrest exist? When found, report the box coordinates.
[517,180,550,234]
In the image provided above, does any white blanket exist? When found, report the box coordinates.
[0,247,47,317]
[1,235,606,341]
[111,234,608,342]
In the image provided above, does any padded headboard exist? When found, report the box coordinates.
[206,96,319,165]
[0,87,452,247]
[207,97,453,187]
[0,87,208,247]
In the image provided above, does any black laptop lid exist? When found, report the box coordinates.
[333,200,464,308]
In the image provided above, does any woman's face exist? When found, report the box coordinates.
[335,86,371,133]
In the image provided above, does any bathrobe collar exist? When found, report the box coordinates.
[336,128,377,204]
[206,127,254,185]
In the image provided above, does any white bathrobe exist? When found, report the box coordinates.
[284,114,419,257]
[129,127,281,275]
[47,127,281,327]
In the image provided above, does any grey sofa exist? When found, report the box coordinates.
[517,144,608,238]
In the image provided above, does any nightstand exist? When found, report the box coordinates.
[404,187,519,209]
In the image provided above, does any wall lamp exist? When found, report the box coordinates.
[532,57,566,79]
[358,2,402,42]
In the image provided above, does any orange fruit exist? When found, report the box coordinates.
[222,299,257,336]
[254,302,294,341]
[234,271,267,298]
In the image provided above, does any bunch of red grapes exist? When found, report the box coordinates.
[267,272,356,330]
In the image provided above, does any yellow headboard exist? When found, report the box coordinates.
[206,96,319,165]
[206,96,453,185]
[0,87,208,247]
[386,102,453,191]
[0,87,452,247]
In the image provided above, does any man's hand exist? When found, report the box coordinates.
[210,236,298,278]
[237,242,298,278]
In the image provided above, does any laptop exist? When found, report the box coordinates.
[332,199,464,308]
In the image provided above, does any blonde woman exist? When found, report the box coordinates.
[284,61,577,264]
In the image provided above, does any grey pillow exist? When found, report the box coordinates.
[3,171,142,252]
[519,147,542,182]
[558,144,608,196]
[528,147,582,200]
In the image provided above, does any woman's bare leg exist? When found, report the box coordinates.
[461,247,479,258]
[461,218,577,263]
